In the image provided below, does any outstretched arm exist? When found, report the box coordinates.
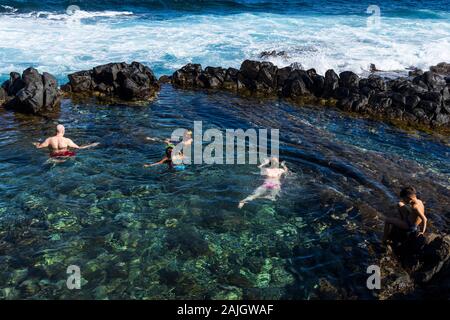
[258,158,270,168]
[78,142,100,150]
[146,136,163,142]
[67,139,99,150]
[144,157,168,168]
[33,138,50,149]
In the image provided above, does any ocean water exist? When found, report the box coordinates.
[0,1,450,300]
[0,0,449,81]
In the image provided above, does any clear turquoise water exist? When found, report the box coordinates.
[0,85,449,299]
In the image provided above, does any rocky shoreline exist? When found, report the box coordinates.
[1,60,449,134]
[170,60,450,134]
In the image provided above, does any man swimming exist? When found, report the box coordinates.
[33,124,99,158]
[238,157,288,209]
[382,186,427,242]
[143,146,185,169]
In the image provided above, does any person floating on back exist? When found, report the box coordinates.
[33,124,99,159]
[238,157,288,209]
[382,186,427,243]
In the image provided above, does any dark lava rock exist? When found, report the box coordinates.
[0,87,6,102]
[158,75,172,84]
[1,68,60,114]
[322,69,339,98]
[430,62,450,76]
[414,71,446,92]
[198,66,226,89]
[388,229,450,296]
[64,62,159,102]
[276,66,292,91]
[367,75,387,92]
[172,63,203,88]
[170,60,450,132]
[259,50,288,59]
[339,71,359,89]
[409,68,424,77]
[240,60,261,81]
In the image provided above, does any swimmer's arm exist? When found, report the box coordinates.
[68,139,99,149]
[415,206,427,234]
[144,157,168,168]
[146,136,162,142]
[281,161,288,173]
[258,158,270,168]
[33,138,50,148]
[79,142,100,149]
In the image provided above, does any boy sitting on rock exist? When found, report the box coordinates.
[382,186,427,244]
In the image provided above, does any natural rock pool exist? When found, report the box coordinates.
[0,85,449,299]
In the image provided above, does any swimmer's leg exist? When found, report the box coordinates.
[263,186,281,201]
[238,185,269,209]
[45,158,67,165]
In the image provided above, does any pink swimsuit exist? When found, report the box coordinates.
[263,181,280,189]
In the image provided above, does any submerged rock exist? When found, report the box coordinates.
[165,225,210,258]
[62,62,159,103]
[0,68,60,114]
[385,229,450,298]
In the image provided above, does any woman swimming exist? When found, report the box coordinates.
[238,157,288,209]
[143,146,185,170]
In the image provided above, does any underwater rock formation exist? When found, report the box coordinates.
[381,230,450,298]
[62,62,159,103]
[171,60,450,132]
[0,68,60,114]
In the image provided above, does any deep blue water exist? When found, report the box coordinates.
[0,0,449,79]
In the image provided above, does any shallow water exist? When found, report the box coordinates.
[0,85,449,299]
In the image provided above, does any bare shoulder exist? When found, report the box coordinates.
[413,199,425,212]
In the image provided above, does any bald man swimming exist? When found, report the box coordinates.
[33,124,99,158]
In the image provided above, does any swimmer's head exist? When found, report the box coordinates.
[183,130,192,140]
[270,157,280,168]
[400,186,417,202]
[56,124,65,136]
[165,146,173,157]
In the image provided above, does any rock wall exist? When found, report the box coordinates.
[170,60,450,132]
[1,68,60,115]
[62,61,159,102]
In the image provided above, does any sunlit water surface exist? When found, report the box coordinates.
[0,85,449,299]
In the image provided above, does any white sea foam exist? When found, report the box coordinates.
[0,11,449,80]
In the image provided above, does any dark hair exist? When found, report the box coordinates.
[165,147,173,157]
[400,186,416,198]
